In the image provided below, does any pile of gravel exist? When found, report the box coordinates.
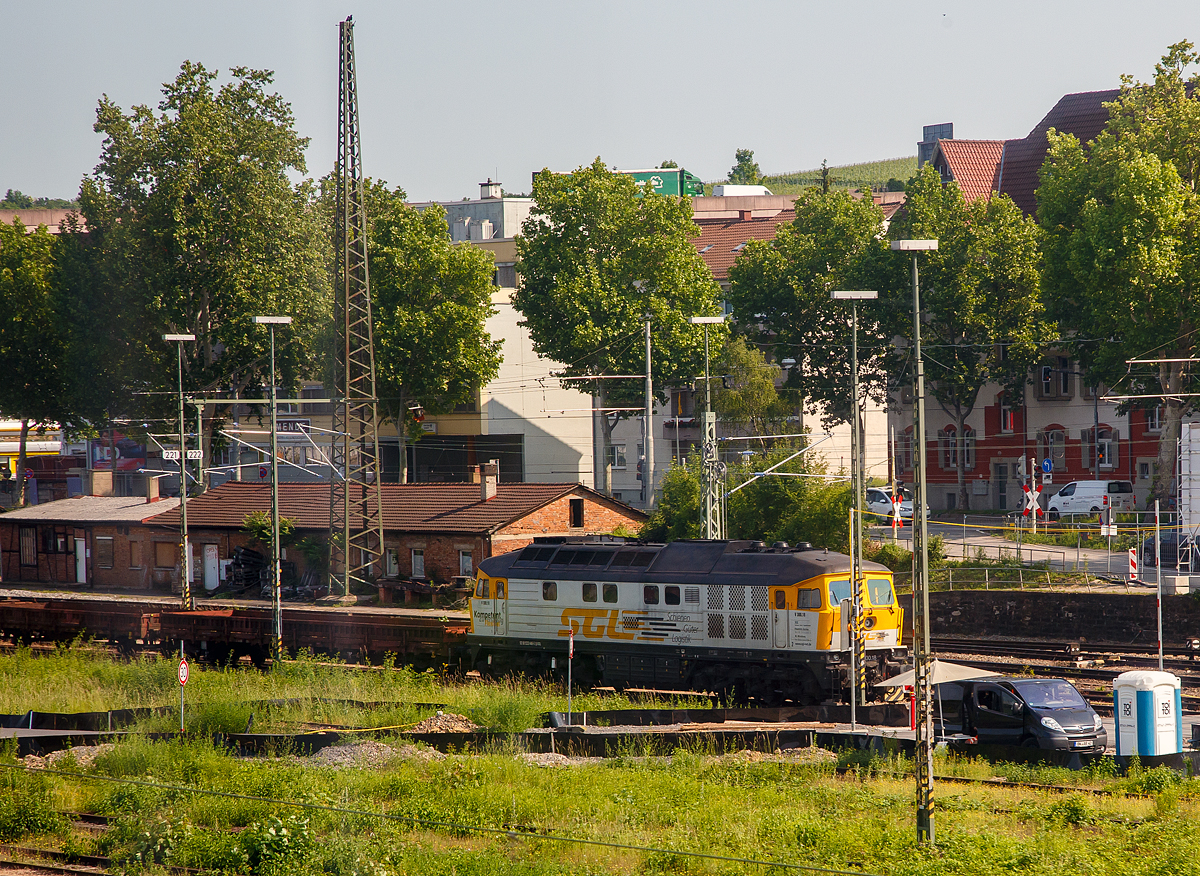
[304,740,447,769]
[409,712,480,733]
[22,743,114,771]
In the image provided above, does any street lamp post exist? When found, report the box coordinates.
[689,315,726,539]
[890,239,938,846]
[255,316,292,661]
[163,333,196,610]
[831,291,878,724]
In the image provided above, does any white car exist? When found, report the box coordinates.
[866,487,913,521]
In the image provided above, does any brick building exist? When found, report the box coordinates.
[0,476,645,591]
[0,495,179,587]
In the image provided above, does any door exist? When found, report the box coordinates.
[75,538,86,584]
[203,544,219,591]
[971,684,1026,744]
[772,589,788,648]
[994,464,1008,511]
[473,576,507,636]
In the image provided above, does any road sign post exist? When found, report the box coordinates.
[178,641,189,732]
[567,630,575,725]
[1129,547,1138,581]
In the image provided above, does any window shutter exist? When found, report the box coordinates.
[965,432,975,469]
[1080,430,1093,470]
[1036,431,1047,463]
[937,430,947,470]
[1110,429,1120,466]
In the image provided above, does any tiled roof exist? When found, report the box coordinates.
[998,89,1119,216]
[1,496,179,524]
[145,481,643,534]
[0,209,87,235]
[933,140,1005,202]
[694,211,796,280]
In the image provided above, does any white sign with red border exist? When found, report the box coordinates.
[178,658,190,687]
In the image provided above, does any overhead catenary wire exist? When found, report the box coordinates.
[0,762,880,876]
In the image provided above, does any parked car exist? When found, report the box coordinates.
[935,677,1106,751]
[1141,531,1198,569]
[866,487,913,520]
[1045,480,1135,521]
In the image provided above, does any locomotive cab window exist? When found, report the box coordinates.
[475,578,488,598]
[582,582,597,602]
[867,578,894,606]
[797,588,821,609]
[775,590,786,609]
[828,579,851,606]
[603,583,619,603]
[644,585,659,605]
[542,581,557,600]
[665,585,680,605]
[495,580,505,598]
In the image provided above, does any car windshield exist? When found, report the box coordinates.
[1012,680,1088,710]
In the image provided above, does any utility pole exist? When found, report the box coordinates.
[164,333,195,610]
[255,315,291,660]
[644,313,654,511]
[892,239,938,846]
[690,315,725,539]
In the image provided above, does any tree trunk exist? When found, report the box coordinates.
[15,418,29,507]
[1154,360,1186,505]
[594,383,612,495]
[955,410,969,514]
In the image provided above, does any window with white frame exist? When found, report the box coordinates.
[411,549,425,578]
[999,398,1014,433]
[1147,406,1163,432]
[459,550,473,577]
[606,443,627,469]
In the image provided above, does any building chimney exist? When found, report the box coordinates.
[480,459,499,501]
[145,475,160,503]
[479,178,502,200]
[739,209,753,221]
[90,470,114,498]
[471,465,482,484]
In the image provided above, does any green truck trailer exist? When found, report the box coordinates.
[533,166,705,197]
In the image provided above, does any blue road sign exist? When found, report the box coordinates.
[1042,458,1052,473]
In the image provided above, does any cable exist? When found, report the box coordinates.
[0,761,879,876]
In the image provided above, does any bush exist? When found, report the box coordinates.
[242,814,315,874]
[0,769,64,841]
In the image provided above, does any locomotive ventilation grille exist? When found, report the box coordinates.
[704,586,770,641]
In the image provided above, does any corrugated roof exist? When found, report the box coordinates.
[145,481,644,534]
[998,89,1118,216]
[933,139,1005,203]
[694,211,796,280]
[1,496,179,524]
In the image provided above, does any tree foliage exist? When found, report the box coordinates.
[0,218,65,502]
[709,336,793,436]
[727,187,900,430]
[1039,41,1200,503]
[890,165,1047,510]
[728,149,762,185]
[69,62,330,441]
[514,158,722,493]
[368,188,503,477]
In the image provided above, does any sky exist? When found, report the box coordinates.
[3,1,1197,203]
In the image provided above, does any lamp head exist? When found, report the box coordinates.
[830,291,878,300]
[890,240,938,252]
[254,316,292,325]
[162,333,196,342]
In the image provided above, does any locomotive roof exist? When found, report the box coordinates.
[481,538,890,585]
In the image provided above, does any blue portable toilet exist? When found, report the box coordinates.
[1114,670,1182,756]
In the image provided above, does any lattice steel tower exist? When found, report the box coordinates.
[330,15,384,596]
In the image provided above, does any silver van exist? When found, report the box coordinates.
[1045,480,1134,520]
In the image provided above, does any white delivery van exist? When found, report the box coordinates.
[1045,480,1135,520]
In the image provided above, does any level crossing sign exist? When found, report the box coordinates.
[1021,483,1043,518]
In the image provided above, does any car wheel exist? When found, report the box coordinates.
[1021,737,1040,749]
[1048,510,1059,521]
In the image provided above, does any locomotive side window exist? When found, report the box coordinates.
[775,590,786,609]
[603,583,619,603]
[542,581,558,600]
[475,578,488,598]
[828,579,851,605]
[591,550,614,566]
[582,582,597,602]
[644,585,659,604]
[495,580,505,598]
[611,551,635,566]
[665,585,680,605]
[631,552,654,567]
[797,588,821,609]
[867,578,894,605]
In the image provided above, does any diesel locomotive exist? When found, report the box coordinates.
[467,537,907,704]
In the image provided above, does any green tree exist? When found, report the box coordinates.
[727,444,851,550]
[1,190,33,208]
[728,149,762,185]
[659,160,678,168]
[70,62,330,471]
[1039,42,1200,503]
[709,336,793,437]
[0,219,65,503]
[639,458,703,542]
[514,158,723,495]
[727,187,900,432]
[892,164,1047,511]
[369,190,503,481]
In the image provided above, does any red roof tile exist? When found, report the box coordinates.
[147,481,644,534]
[932,139,1005,202]
[694,211,796,280]
[998,89,1118,216]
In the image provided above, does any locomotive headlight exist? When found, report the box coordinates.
[862,615,877,630]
